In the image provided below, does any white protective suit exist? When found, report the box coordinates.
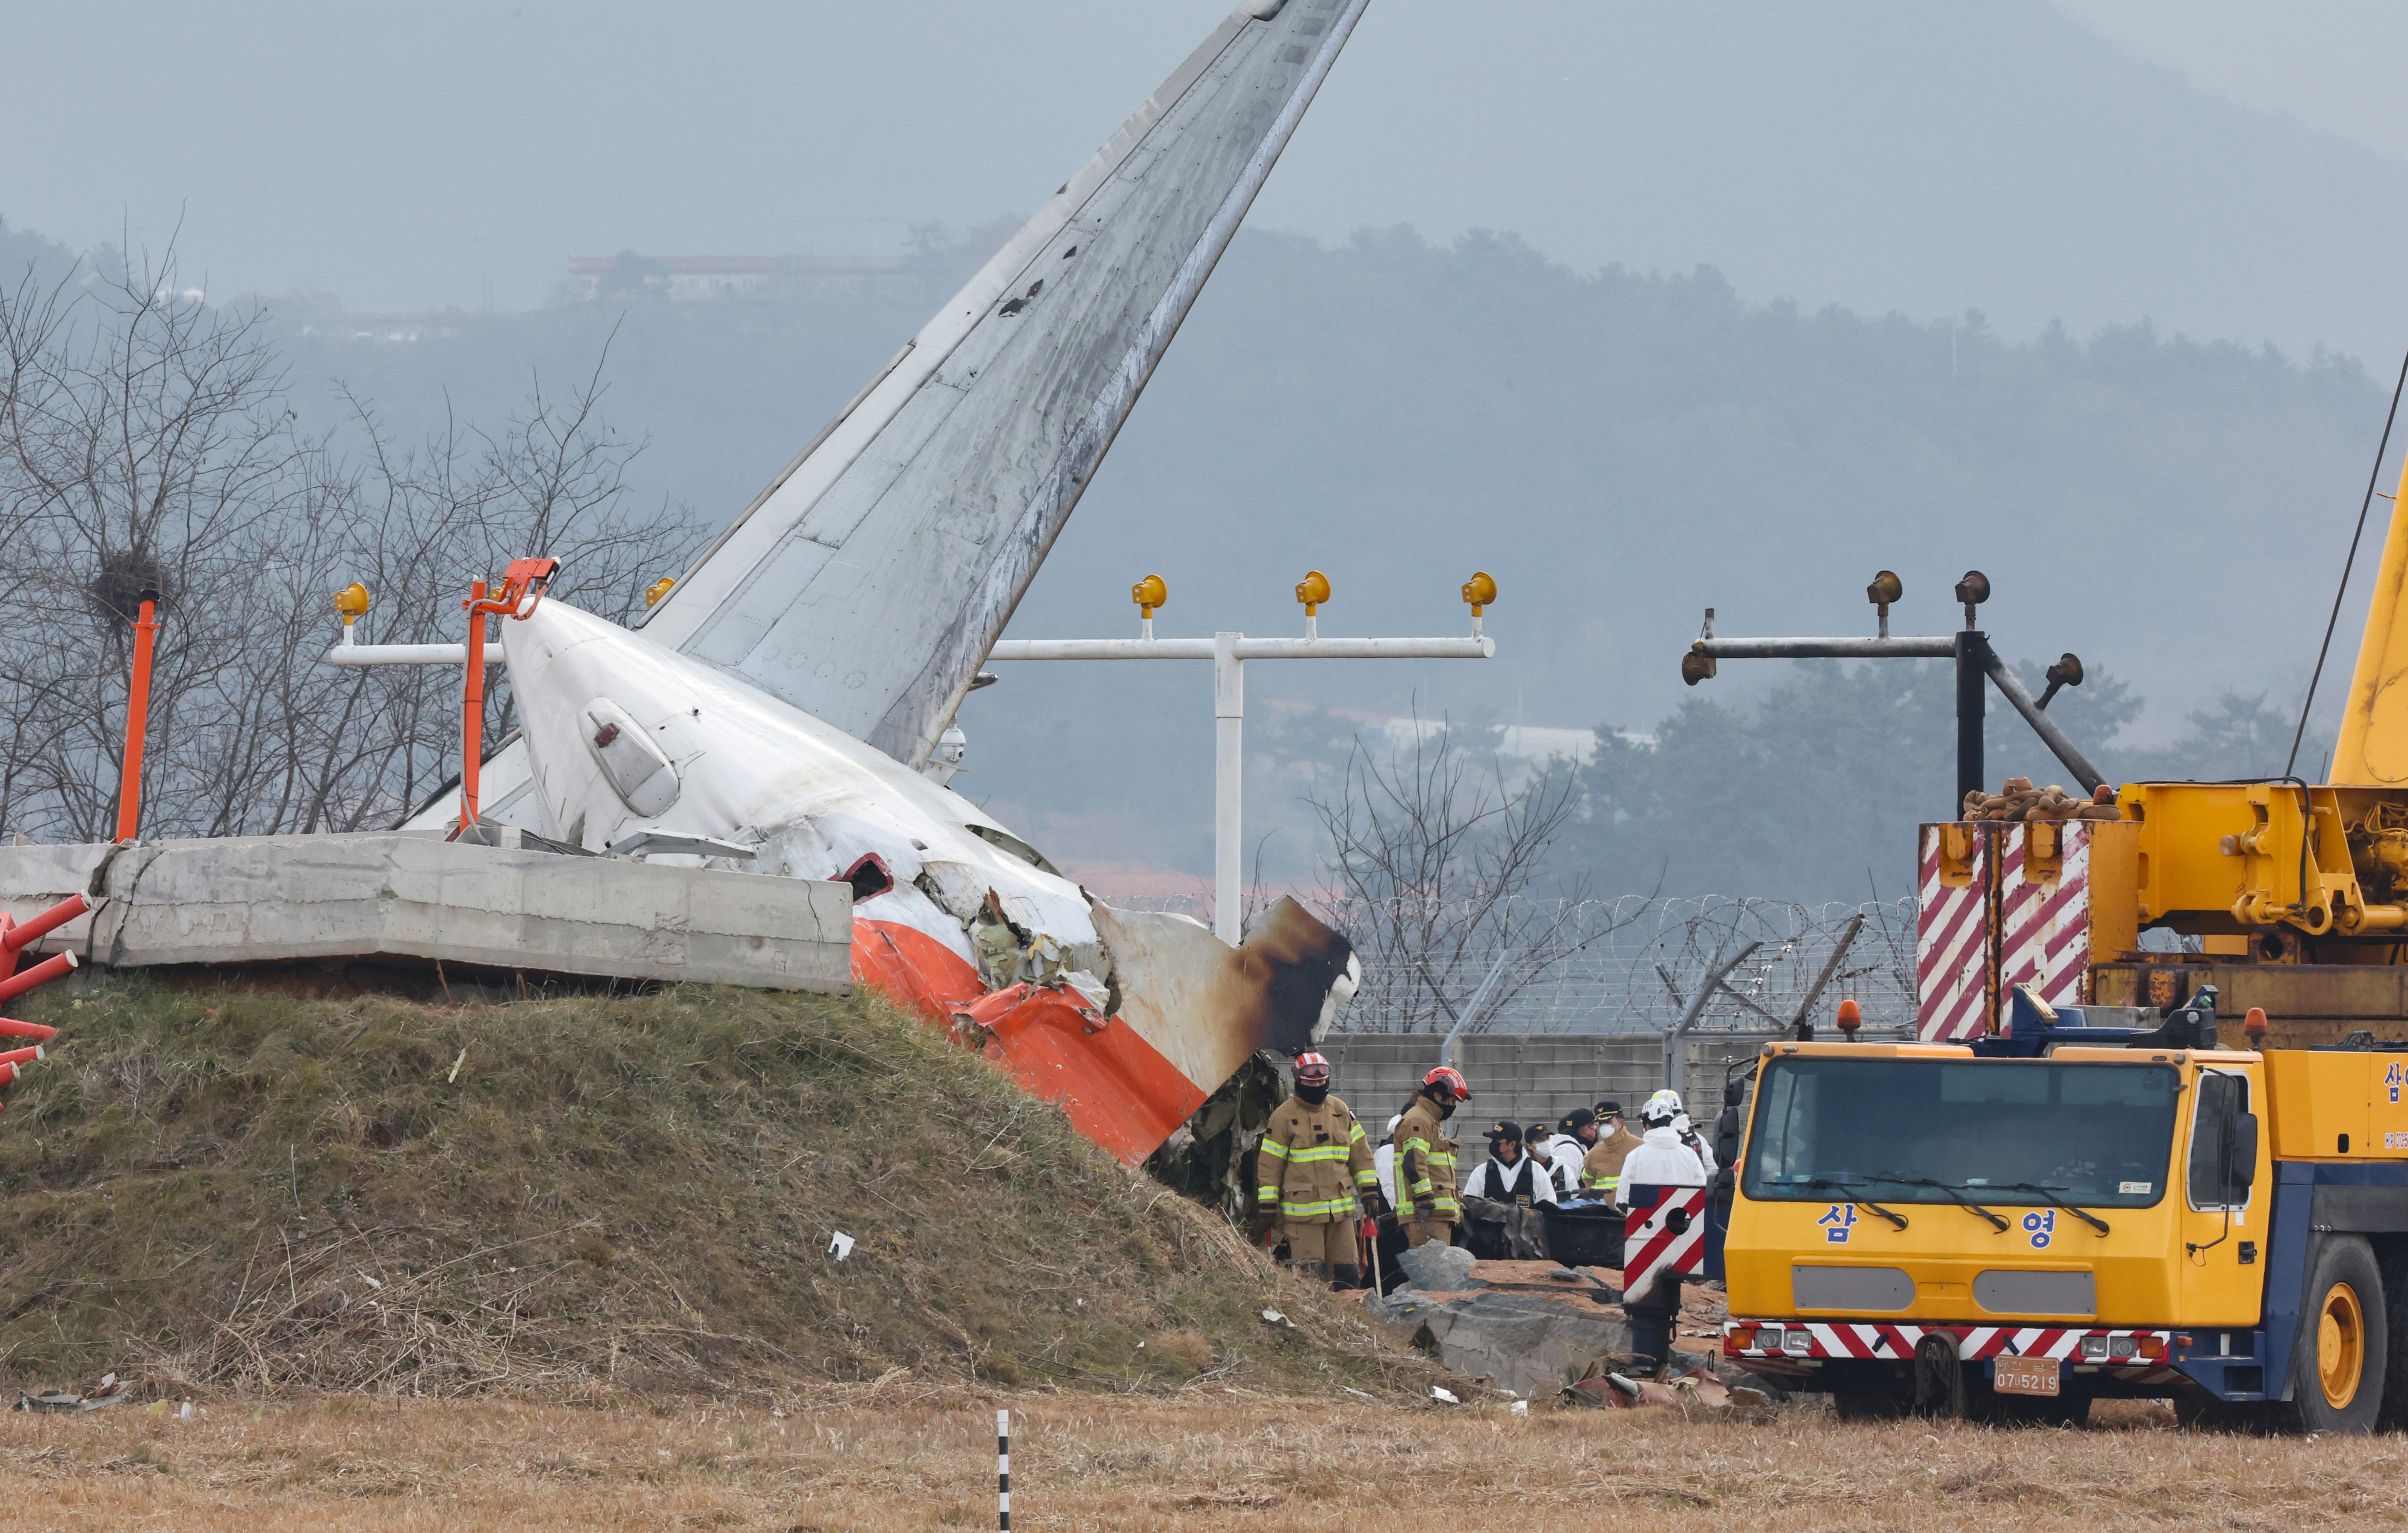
[1615,1123,1711,1206]
[1541,1132,1590,1197]
[1374,1115,1404,1206]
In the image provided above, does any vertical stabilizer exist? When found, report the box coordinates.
[640,1,1372,767]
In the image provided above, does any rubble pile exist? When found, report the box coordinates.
[1364,1252,1749,1402]
[1961,777,2119,823]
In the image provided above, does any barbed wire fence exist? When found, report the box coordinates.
[1311,894,1921,1039]
[1101,889,1923,1040]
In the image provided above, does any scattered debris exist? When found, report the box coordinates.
[16,1375,129,1414]
[1563,1361,1767,1416]
[1258,1308,1294,1328]
[828,1231,856,1260]
[1392,1243,1480,1293]
[1430,1386,1460,1405]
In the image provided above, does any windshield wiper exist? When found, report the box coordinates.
[1865,1171,2010,1232]
[1799,1178,1909,1229]
[1988,1182,2111,1235]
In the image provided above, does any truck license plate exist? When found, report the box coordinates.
[1992,1355,2060,1397]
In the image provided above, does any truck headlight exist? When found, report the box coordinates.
[2080,1336,2108,1361]
[1753,1327,1780,1352]
[2109,1336,2138,1361]
[1784,1330,1813,1357]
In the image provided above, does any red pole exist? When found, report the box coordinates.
[0,952,76,1005]
[115,595,159,843]
[459,579,488,835]
[1,894,90,957]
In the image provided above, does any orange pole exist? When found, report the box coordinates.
[114,596,159,843]
[459,580,488,834]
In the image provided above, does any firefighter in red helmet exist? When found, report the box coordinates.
[1392,1065,1471,1250]
[1252,1051,1380,1287]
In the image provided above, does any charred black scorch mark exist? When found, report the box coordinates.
[1240,898,1356,1057]
[998,279,1044,318]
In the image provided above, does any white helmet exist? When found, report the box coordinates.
[1640,1089,1684,1127]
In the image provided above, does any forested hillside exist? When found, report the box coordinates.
[3,216,2386,899]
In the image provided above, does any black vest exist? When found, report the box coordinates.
[1483,1154,1538,1207]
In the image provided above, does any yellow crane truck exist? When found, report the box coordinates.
[1720,999,2408,1429]
[1704,434,2408,1429]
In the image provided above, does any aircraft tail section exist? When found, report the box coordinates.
[640,1,1373,769]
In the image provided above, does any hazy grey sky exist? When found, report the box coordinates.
[10,2,2408,356]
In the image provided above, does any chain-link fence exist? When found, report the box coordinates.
[1324,895,1919,1039]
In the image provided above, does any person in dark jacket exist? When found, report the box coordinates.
[1459,1120,1555,1260]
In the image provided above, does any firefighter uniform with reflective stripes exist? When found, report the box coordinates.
[1392,1092,1462,1248]
[1256,1092,1377,1270]
[1581,1121,1645,1198]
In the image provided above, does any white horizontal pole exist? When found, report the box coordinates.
[987,635,1494,661]
[324,644,504,667]
[984,629,1496,944]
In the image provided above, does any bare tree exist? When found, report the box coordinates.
[0,240,701,844]
[1306,712,1651,1033]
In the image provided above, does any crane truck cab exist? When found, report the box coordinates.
[1721,999,2408,1430]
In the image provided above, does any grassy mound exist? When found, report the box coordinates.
[0,980,1407,1400]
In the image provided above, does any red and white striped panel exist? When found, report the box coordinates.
[1998,823,2093,1008]
[1917,824,1993,1041]
[1622,1186,1709,1307]
[1722,1319,2182,1387]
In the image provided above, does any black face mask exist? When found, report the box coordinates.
[1294,1081,1329,1106]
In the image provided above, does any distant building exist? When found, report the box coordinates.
[563,253,912,303]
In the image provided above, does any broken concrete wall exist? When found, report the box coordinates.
[0,835,851,992]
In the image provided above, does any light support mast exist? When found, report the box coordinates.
[1681,569,2105,811]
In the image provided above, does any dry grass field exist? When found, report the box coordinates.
[5,1389,2408,1532]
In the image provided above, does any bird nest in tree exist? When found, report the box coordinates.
[86,551,170,626]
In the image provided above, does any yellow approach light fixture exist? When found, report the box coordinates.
[1461,571,1497,615]
[1131,574,1167,618]
[335,582,371,625]
[644,577,675,608]
[1866,569,1901,638]
[1294,570,1331,615]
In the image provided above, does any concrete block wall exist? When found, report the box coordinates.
[0,834,852,993]
[1317,1032,1770,1135]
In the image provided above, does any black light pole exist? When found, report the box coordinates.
[1953,571,1991,814]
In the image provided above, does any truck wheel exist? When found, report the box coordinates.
[2291,1234,2387,1434]
[1911,1334,1969,1418]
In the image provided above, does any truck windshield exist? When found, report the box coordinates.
[1742,1057,2178,1209]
